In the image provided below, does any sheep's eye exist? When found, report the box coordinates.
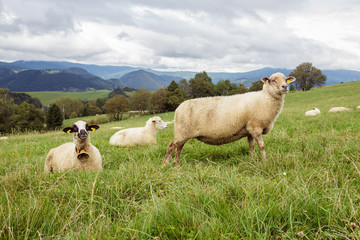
[72,125,79,132]
[271,79,276,83]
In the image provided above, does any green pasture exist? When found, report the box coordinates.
[25,91,111,106]
[1,81,360,239]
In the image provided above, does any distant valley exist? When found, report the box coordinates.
[1,60,360,92]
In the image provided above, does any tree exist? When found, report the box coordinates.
[178,79,190,98]
[54,97,85,119]
[87,104,102,116]
[95,97,107,110]
[214,80,239,96]
[15,102,45,131]
[0,88,16,133]
[46,103,63,130]
[290,62,326,91]
[103,95,130,121]
[167,80,186,111]
[150,88,169,113]
[249,80,264,92]
[9,92,42,108]
[238,84,248,94]
[189,71,214,98]
[108,88,129,99]
[130,88,151,113]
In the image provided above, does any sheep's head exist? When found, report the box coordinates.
[63,120,99,142]
[261,72,295,96]
[149,116,168,130]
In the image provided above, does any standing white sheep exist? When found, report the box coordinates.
[44,120,102,172]
[163,72,295,166]
[305,108,321,116]
[109,116,168,146]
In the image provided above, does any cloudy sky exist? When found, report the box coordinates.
[1,0,360,72]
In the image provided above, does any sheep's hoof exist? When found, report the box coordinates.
[77,153,90,162]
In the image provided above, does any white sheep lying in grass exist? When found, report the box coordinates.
[328,107,352,113]
[109,116,168,146]
[163,72,295,166]
[44,120,102,172]
[357,105,360,109]
[305,108,321,116]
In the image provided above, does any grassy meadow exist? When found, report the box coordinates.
[1,81,360,239]
[25,91,111,106]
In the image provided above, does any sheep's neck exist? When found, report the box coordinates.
[74,136,90,149]
[75,144,89,154]
[264,93,285,119]
[145,123,157,136]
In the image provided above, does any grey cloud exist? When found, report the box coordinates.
[23,8,76,35]
[117,31,130,40]
[1,0,360,71]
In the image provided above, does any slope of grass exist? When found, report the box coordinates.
[285,81,360,113]
[1,82,360,239]
[25,91,111,106]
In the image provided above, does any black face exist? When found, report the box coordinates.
[63,122,99,140]
[78,128,88,140]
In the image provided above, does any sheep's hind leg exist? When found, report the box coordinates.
[163,141,176,166]
[247,135,255,156]
[254,135,266,159]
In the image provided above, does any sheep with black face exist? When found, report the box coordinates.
[44,120,102,172]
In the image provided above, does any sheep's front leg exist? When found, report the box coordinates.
[247,135,255,156]
[174,143,185,166]
[163,142,175,166]
[254,135,266,159]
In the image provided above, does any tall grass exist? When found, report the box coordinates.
[1,82,360,239]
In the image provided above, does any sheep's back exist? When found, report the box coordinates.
[47,142,102,171]
[48,142,78,171]
[174,92,261,140]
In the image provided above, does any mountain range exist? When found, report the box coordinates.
[0,60,360,92]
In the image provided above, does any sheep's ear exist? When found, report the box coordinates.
[87,125,99,132]
[63,127,74,134]
[286,76,296,84]
[261,77,269,83]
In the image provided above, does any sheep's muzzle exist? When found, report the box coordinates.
[78,129,88,140]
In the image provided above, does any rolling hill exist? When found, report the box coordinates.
[0,67,113,91]
[3,60,136,79]
[109,70,180,91]
[1,60,360,91]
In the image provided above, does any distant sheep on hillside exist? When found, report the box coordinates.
[44,120,102,172]
[163,72,295,166]
[305,108,321,116]
[329,107,352,113]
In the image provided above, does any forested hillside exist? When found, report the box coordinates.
[0,68,113,91]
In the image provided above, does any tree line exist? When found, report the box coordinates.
[0,62,326,134]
